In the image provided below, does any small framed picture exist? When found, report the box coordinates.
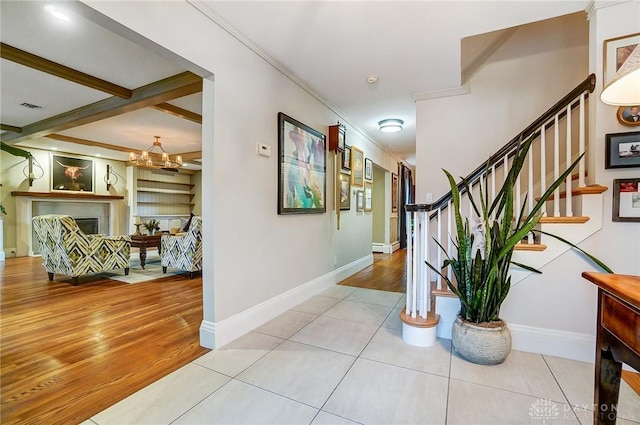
[364,158,373,181]
[364,182,372,212]
[342,145,351,171]
[356,190,364,212]
[617,106,640,127]
[605,131,640,169]
[351,146,364,187]
[603,33,640,89]
[613,178,640,222]
[339,172,351,210]
[391,173,398,214]
[51,153,95,193]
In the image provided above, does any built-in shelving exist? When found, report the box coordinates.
[130,168,196,222]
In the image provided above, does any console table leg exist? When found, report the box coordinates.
[595,347,622,425]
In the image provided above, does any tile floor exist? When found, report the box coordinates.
[84,286,640,425]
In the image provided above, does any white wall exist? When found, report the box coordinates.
[415,12,589,201]
[83,1,400,346]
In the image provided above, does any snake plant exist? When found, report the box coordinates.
[426,136,612,324]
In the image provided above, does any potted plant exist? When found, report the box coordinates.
[143,219,161,235]
[427,136,611,365]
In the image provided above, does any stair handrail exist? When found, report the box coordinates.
[407,73,596,213]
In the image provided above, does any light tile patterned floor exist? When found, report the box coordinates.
[85,287,640,425]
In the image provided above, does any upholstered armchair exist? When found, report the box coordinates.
[161,215,202,279]
[32,214,131,285]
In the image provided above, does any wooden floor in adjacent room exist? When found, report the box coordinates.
[339,249,407,293]
[0,255,209,425]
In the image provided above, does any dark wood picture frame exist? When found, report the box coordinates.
[277,112,326,214]
[364,158,373,181]
[613,178,640,222]
[605,131,640,169]
[342,145,351,171]
[51,153,94,193]
[339,172,351,210]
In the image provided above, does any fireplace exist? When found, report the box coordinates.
[75,218,99,235]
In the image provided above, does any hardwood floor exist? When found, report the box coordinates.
[339,249,407,293]
[0,256,209,425]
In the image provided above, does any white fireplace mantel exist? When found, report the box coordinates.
[12,192,126,256]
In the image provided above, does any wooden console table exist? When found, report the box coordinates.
[130,234,162,269]
[582,272,640,425]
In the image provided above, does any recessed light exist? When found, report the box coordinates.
[44,5,70,21]
[95,154,101,157]
[51,147,58,151]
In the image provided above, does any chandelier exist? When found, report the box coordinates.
[128,136,183,170]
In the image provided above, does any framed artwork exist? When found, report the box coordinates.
[277,112,326,214]
[391,173,398,213]
[342,145,351,171]
[603,33,640,89]
[364,158,373,181]
[51,153,94,193]
[356,190,364,212]
[351,146,364,187]
[364,182,372,212]
[605,131,640,169]
[613,178,640,222]
[339,172,351,210]
[617,106,640,127]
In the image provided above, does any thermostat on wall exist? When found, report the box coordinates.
[256,143,271,157]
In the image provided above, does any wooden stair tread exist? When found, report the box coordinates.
[539,216,590,224]
[432,281,458,298]
[399,309,440,327]
[514,243,547,251]
[536,185,608,201]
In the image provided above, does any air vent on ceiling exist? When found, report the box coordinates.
[20,102,44,109]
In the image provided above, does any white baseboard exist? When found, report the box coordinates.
[390,242,400,253]
[372,243,385,253]
[372,243,398,254]
[508,324,596,363]
[200,254,374,349]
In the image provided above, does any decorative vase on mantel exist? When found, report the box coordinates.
[452,316,512,365]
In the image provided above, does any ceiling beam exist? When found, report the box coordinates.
[152,103,202,124]
[1,124,22,133]
[1,72,203,145]
[46,134,202,163]
[0,42,133,99]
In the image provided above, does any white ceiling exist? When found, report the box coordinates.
[1,0,588,167]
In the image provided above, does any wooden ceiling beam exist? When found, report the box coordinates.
[1,124,22,133]
[0,42,132,99]
[46,134,202,164]
[1,72,203,145]
[152,103,202,124]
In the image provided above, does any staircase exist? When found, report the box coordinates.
[401,74,607,345]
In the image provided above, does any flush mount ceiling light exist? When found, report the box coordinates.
[601,44,640,106]
[378,118,404,133]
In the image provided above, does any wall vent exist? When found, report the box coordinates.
[20,102,44,109]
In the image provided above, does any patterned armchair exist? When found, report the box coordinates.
[161,215,202,279]
[32,214,131,285]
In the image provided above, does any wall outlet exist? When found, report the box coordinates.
[426,193,433,202]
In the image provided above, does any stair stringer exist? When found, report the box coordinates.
[435,191,605,341]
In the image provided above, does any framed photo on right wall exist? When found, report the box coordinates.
[605,131,640,169]
[613,178,640,222]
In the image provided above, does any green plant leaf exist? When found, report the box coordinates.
[533,230,613,273]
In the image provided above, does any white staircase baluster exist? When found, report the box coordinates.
[406,210,413,316]
[565,104,573,217]
[437,208,442,290]
[553,114,560,217]
[421,211,429,318]
[516,174,521,220]
[579,93,586,187]
[528,150,534,243]
[540,125,546,216]
[447,200,452,282]
[503,155,508,184]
